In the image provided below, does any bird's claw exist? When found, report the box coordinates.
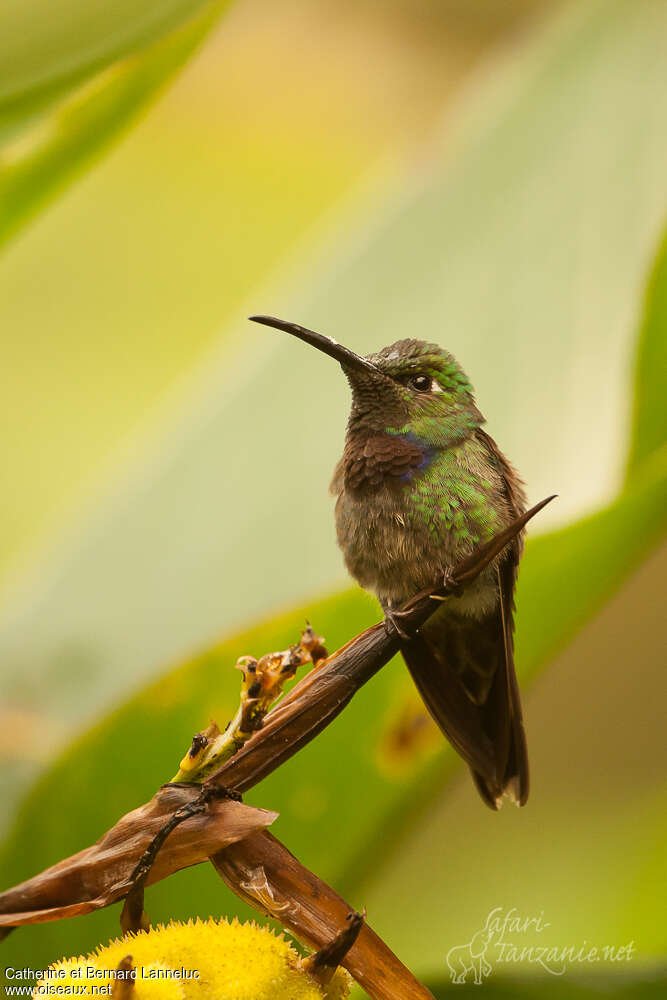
[441,568,464,598]
[384,608,412,641]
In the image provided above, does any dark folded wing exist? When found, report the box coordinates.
[476,428,529,806]
[401,430,529,809]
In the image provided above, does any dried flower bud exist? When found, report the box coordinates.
[172,628,327,784]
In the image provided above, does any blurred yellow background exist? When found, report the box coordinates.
[1,0,541,582]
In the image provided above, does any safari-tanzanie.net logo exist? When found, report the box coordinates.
[445,907,635,985]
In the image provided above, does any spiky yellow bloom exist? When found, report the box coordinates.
[33,918,351,999]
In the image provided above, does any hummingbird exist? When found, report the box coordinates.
[250,315,529,809]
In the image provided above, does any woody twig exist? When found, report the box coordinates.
[212,831,435,1000]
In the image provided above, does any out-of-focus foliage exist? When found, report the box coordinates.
[0,0,212,107]
[0,4,396,590]
[1,220,665,974]
[0,408,663,977]
[426,971,667,998]
[1,0,666,811]
[0,2,229,249]
[2,1,536,604]
[627,226,667,478]
[1,0,666,995]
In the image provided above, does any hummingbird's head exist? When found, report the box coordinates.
[249,316,484,446]
[364,338,484,443]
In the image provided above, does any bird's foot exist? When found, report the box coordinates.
[384,608,413,640]
[440,567,464,598]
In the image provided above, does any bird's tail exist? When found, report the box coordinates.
[400,598,528,809]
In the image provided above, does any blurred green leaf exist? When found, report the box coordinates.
[425,969,667,999]
[0,0,212,109]
[608,784,667,955]
[0,445,664,976]
[0,1,228,250]
[626,222,667,479]
[2,0,667,807]
[513,444,667,688]
[0,13,383,592]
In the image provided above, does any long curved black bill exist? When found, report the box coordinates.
[249,315,380,377]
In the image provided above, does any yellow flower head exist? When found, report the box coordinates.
[34,917,351,1000]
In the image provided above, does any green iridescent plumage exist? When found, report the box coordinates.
[403,444,502,547]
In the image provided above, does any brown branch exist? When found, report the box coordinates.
[212,830,435,1000]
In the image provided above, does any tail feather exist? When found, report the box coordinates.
[401,632,499,782]
[400,573,528,809]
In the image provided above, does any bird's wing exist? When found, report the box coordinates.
[475,428,529,806]
[401,430,529,809]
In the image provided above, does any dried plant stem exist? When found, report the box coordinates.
[212,830,435,1000]
[0,788,276,926]
[172,627,327,784]
[121,784,240,934]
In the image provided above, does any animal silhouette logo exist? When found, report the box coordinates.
[446,926,494,984]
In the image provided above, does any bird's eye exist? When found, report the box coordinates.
[407,374,432,392]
